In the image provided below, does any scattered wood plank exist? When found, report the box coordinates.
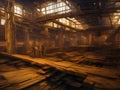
[50,73,66,82]
[7,61,21,65]
[1,69,40,84]
[15,75,46,90]
[0,64,17,72]
[0,59,9,64]
[84,75,120,89]
[48,81,63,90]
[37,69,48,75]
[1,52,120,89]
[37,81,50,90]
[64,77,82,87]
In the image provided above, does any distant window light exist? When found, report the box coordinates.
[48,5,54,10]
[48,3,53,5]
[41,1,71,15]
[57,3,60,7]
[0,8,4,10]
[66,1,69,4]
[114,12,120,16]
[66,6,70,10]
[0,8,5,13]
[58,7,62,11]
[23,10,25,13]
[57,0,62,2]
[43,12,45,14]
[54,23,57,28]
[114,16,119,19]
[46,7,49,10]
[1,19,5,25]
[46,10,51,14]
[14,5,22,15]
[37,8,40,12]
[59,2,63,7]
[66,27,70,31]
[41,8,45,11]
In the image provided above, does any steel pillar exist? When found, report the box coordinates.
[5,0,15,53]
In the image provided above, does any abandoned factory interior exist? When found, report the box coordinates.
[0,0,120,90]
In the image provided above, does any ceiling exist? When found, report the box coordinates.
[70,0,120,28]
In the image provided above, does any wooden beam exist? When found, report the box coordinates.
[5,0,16,54]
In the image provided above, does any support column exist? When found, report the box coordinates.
[5,0,15,54]
[59,30,64,49]
[24,28,30,54]
[44,27,49,49]
[88,33,92,46]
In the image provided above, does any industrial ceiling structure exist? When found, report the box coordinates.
[0,0,120,29]
[0,0,120,53]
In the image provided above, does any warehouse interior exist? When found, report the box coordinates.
[0,0,120,90]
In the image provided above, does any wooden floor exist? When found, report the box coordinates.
[0,48,120,89]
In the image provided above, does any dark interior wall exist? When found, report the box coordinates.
[0,26,6,52]
[0,27,5,41]
[16,28,25,42]
[15,27,120,50]
[115,33,120,47]
[0,25,120,53]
